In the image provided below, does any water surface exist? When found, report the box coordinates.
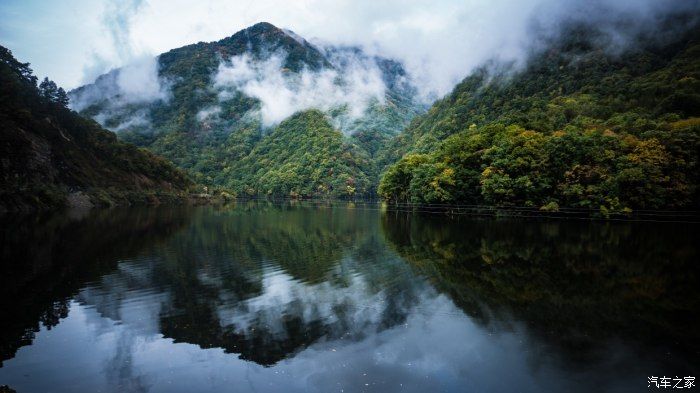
[1,202,698,392]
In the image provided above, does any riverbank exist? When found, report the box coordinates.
[0,187,236,214]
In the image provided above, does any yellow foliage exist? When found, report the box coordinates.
[628,138,669,166]
[669,117,700,130]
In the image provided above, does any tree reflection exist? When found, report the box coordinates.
[0,207,189,366]
[380,212,700,369]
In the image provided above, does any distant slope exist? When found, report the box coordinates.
[0,46,191,212]
[379,18,700,211]
[228,110,372,197]
[70,22,424,195]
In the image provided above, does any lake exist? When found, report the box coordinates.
[0,202,698,392]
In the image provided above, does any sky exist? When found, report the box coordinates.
[0,0,696,95]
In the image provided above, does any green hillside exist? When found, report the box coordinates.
[226,110,372,197]
[379,21,700,211]
[0,46,191,212]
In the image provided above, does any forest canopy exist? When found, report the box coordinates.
[379,22,700,211]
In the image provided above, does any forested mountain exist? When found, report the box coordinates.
[45,16,700,208]
[71,22,424,197]
[0,46,191,212]
[379,16,700,211]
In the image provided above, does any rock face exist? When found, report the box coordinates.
[66,191,94,209]
[0,45,192,212]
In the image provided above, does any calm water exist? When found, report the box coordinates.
[0,202,698,392]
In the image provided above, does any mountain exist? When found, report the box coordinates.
[0,46,191,212]
[71,22,424,198]
[379,16,700,212]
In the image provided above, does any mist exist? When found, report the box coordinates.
[68,57,166,110]
[53,0,700,133]
[4,0,696,98]
[213,50,388,127]
[116,55,169,103]
[68,54,169,130]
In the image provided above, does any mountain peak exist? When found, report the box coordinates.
[214,22,328,71]
[245,21,281,34]
[228,21,295,45]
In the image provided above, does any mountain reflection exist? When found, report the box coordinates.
[0,203,429,368]
[136,204,426,366]
[1,202,698,392]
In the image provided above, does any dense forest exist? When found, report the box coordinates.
[224,110,373,197]
[0,46,191,212]
[379,19,700,212]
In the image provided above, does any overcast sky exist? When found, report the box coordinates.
[0,0,695,95]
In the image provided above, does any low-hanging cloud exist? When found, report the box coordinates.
[213,51,387,127]
[53,0,699,137]
[122,0,700,101]
[66,0,171,132]
[6,0,698,96]
[116,55,169,104]
[196,106,222,123]
[79,0,147,85]
[69,54,170,131]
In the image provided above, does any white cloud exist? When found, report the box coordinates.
[69,54,168,109]
[5,0,696,96]
[196,106,221,122]
[116,55,169,104]
[68,54,169,131]
[213,51,387,127]
[113,0,544,98]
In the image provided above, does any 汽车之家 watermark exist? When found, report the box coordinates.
[648,376,695,389]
